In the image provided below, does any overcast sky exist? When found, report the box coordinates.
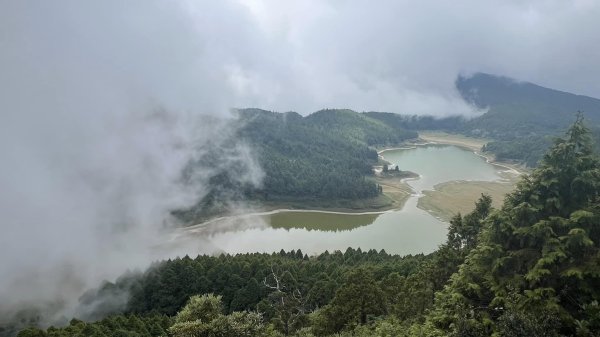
[1,0,600,322]
[3,1,600,115]
[231,0,600,114]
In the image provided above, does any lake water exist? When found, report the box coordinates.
[177,145,504,256]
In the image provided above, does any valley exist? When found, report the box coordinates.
[6,2,600,335]
[172,141,516,256]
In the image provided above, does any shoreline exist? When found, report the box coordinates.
[417,131,527,176]
[181,207,394,233]
[186,132,526,228]
[185,172,419,230]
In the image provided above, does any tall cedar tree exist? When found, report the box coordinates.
[426,115,600,336]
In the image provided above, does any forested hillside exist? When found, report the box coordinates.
[179,79,600,223]
[364,111,466,132]
[178,109,417,222]
[16,118,600,336]
[419,115,600,336]
[457,73,600,166]
[238,108,416,200]
[457,73,600,137]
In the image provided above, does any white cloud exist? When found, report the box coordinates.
[1,0,600,323]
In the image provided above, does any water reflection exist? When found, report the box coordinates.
[177,145,504,256]
[269,211,381,231]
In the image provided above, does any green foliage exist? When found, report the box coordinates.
[456,73,600,165]
[367,74,600,167]
[15,117,600,337]
[447,194,492,251]
[169,295,264,337]
[305,109,417,146]
[483,135,553,167]
[457,74,600,139]
[178,109,418,222]
[377,195,493,327]
[364,111,465,131]
[36,192,497,337]
[16,314,171,337]
[16,329,46,337]
[174,294,223,324]
[238,109,415,200]
[123,249,425,317]
[313,267,386,334]
[20,250,426,337]
[496,306,561,337]
[424,116,600,336]
[258,266,310,335]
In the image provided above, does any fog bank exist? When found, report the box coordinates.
[2,0,600,326]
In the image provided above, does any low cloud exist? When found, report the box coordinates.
[1,0,600,327]
[0,0,264,325]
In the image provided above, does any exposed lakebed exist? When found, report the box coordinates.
[175,145,511,256]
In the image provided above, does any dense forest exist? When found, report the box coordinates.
[179,75,600,223]
[178,109,417,222]
[239,108,417,199]
[14,117,600,336]
[364,111,466,132]
[456,73,600,166]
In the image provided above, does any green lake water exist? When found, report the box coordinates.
[180,145,504,256]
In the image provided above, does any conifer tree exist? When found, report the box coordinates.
[425,115,600,336]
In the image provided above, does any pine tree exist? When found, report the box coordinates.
[424,115,600,336]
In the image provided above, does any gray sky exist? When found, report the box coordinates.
[1,0,600,322]
[239,0,600,112]
[3,1,599,115]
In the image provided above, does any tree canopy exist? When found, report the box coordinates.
[12,116,600,337]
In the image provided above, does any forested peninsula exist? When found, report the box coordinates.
[178,74,600,224]
[177,108,419,223]
[15,117,600,337]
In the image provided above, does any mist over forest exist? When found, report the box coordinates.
[2,1,600,336]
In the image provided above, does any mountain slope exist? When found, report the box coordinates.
[457,72,600,139]
[22,119,600,337]
[446,73,600,166]
[237,108,417,200]
[306,109,417,145]
[177,109,418,223]
[421,116,600,337]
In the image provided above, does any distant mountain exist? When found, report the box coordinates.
[456,72,600,139]
[383,73,600,166]
[362,73,600,166]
